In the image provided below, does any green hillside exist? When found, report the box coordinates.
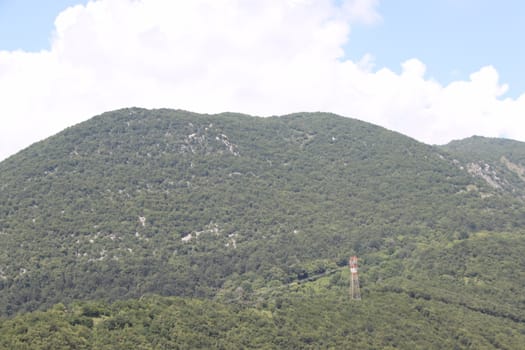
[440,136,525,198]
[1,108,525,348]
[2,233,525,349]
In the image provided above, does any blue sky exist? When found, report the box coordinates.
[346,0,524,98]
[0,0,88,50]
[0,0,524,161]
[2,0,523,96]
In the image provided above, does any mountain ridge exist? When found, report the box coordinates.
[1,108,525,348]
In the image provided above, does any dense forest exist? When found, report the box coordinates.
[1,108,525,348]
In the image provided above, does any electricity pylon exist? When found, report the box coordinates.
[349,256,361,300]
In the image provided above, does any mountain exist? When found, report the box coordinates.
[1,108,525,348]
[440,135,525,198]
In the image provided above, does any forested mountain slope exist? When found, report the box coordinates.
[1,108,525,338]
[2,231,525,348]
[441,135,525,198]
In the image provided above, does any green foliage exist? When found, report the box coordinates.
[441,135,525,198]
[1,108,525,347]
[2,238,525,350]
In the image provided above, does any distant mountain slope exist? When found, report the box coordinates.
[440,136,525,198]
[1,108,525,317]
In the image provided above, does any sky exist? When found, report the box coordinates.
[0,0,524,161]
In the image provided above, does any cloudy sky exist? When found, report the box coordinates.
[1,0,524,161]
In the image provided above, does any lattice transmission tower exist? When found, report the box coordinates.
[349,256,361,300]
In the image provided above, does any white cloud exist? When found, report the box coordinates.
[1,0,524,161]
[341,0,381,24]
